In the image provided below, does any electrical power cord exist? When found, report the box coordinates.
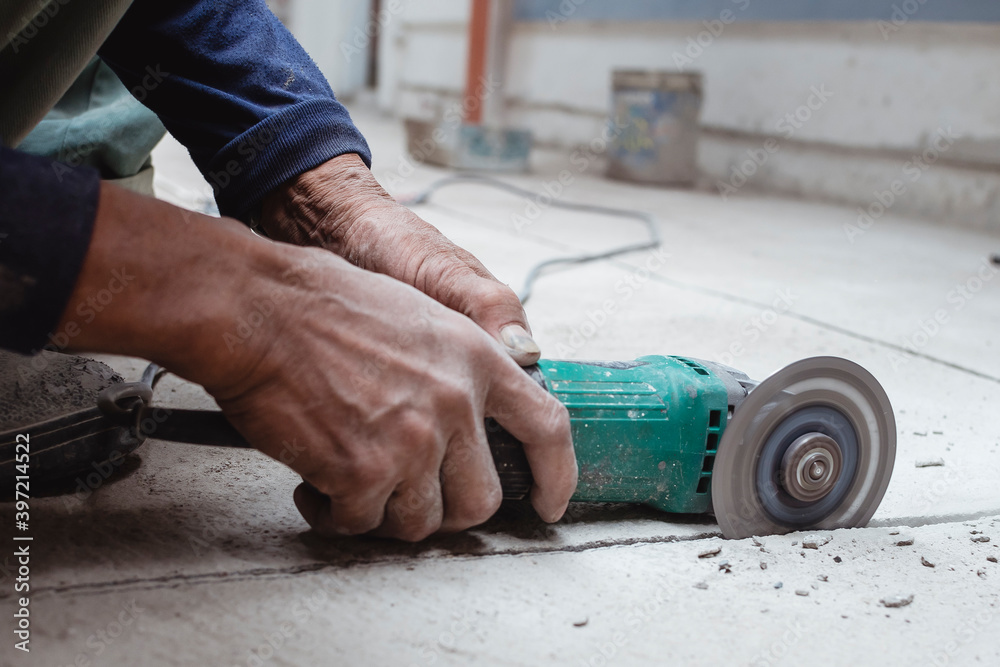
[396,173,662,304]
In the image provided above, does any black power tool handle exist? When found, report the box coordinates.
[141,407,534,499]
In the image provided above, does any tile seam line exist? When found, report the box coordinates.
[423,203,1000,386]
[15,509,1000,599]
[20,531,722,599]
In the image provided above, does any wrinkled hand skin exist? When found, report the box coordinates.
[212,248,576,541]
[58,182,577,542]
[260,153,541,366]
[252,154,577,539]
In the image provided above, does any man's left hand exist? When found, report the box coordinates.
[260,153,541,366]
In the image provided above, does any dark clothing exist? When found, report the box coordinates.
[0,0,371,353]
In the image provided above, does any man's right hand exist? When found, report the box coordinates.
[58,183,577,540]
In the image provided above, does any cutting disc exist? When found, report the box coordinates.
[712,357,895,539]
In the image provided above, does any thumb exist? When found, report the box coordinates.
[499,323,542,366]
[444,271,541,366]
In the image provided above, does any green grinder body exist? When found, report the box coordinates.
[489,355,755,514]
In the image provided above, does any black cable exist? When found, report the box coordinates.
[397,173,662,304]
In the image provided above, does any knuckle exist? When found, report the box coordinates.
[470,483,505,523]
[398,410,439,451]
[340,454,389,491]
[448,478,503,529]
[326,502,383,535]
[437,378,473,411]
[542,399,572,442]
[393,511,441,542]
[466,280,523,320]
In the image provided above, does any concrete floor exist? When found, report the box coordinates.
[4,105,1000,666]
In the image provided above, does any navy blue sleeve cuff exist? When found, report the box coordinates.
[206,98,372,220]
[98,0,373,222]
[0,147,100,354]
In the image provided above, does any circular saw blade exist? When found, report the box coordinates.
[712,357,896,539]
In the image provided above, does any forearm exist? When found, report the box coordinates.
[57,182,285,390]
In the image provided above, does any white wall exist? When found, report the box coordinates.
[285,0,374,99]
[376,5,1000,228]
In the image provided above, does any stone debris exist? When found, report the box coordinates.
[894,536,915,547]
[774,582,783,589]
[977,570,987,579]
[921,556,936,568]
[751,537,763,547]
[760,562,767,570]
[718,560,732,573]
[987,556,998,564]
[915,458,945,468]
[971,536,991,543]
[795,590,809,597]
[573,618,589,628]
[880,594,914,608]
[833,556,843,563]
[694,582,709,590]
[889,531,900,536]
[802,535,832,550]
[698,546,722,558]
[818,574,828,582]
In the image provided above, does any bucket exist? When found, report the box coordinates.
[607,70,703,186]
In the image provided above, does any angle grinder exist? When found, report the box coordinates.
[0,351,895,539]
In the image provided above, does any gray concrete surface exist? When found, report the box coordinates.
[3,106,1000,666]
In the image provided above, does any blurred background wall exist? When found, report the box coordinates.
[280,0,1000,229]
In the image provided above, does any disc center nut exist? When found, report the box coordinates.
[780,433,842,502]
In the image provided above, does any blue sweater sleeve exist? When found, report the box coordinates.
[97,0,372,220]
[0,147,100,353]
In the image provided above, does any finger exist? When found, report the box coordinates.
[437,430,503,533]
[447,272,541,366]
[373,473,445,542]
[485,358,577,522]
[293,477,393,536]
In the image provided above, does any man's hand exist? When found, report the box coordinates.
[259,153,542,366]
[59,183,577,539]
